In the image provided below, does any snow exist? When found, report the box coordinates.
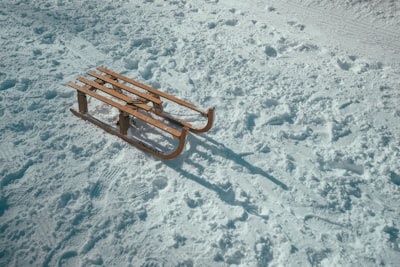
[1,0,399,266]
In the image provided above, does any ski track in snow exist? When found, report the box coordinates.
[1,0,400,266]
[271,0,400,70]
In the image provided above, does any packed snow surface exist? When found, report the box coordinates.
[1,0,400,266]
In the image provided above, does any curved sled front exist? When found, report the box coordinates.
[70,109,189,160]
[155,107,215,133]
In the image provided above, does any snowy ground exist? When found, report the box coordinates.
[1,0,400,266]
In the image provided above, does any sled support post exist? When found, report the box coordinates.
[67,66,215,159]
[77,91,88,113]
[152,94,163,113]
[119,111,130,135]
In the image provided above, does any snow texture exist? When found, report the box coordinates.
[0,0,399,266]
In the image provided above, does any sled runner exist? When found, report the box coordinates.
[67,67,214,159]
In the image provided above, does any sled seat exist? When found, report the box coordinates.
[94,67,214,133]
[67,81,181,138]
[96,67,207,115]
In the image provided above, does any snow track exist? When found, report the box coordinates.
[267,0,400,66]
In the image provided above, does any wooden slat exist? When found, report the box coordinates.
[76,77,152,112]
[126,102,152,112]
[97,66,208,116]
[87,71,162,105]
[67,82,181,138]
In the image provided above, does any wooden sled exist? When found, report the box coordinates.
[67,66,214,159]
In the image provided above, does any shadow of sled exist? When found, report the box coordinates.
[165,134,288,219]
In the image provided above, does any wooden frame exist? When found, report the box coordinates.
[67,67,214,159]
